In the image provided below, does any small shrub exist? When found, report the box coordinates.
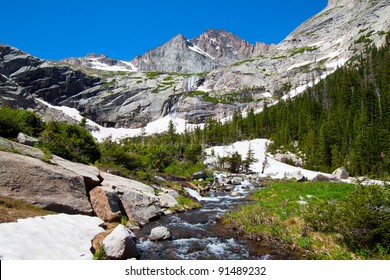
[93,245,107,260]
[121,216,128,226]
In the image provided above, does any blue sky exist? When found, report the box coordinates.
[1,0,327,61]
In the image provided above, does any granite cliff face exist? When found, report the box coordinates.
[0,0,389,130]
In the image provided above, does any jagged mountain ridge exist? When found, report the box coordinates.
[130,29,274,73]
[1,0,389,131]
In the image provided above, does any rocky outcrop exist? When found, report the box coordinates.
[51,155,102,191]
[149,226,171,241]
[0,151,93,214]
[332,167,350,179]
[0,44,101,106]
[102,225,140,259]
[0,136,45,159]
[16,132,39,146]
[89,187,122,222]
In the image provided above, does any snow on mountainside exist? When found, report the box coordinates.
[61,53,138,72]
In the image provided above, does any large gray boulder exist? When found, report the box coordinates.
[149,226,171,241]
[0,151,93,214]
[102,225,139,260]
[101,172,161,225]
[16,132,39,147]
[52,155,102,191]
[89,187,122,222]
[159,193,178,208]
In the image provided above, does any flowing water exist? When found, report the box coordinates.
[135,181,285,260]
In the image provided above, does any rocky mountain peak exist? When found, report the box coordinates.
[129,29,273,73]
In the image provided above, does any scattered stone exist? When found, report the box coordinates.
[231,177,243,185]
[160,187,180,198]
[150,226,171,241]
[297,201,308,205]
[311,174,333,182]
[16,132,39,146]
[159,193,178,208]
[332,167,350,180]
[289,171,307,182]
[192,171,208,180]
[230,191,241,197]
[126,222,141,231]
[163,210,174,216]
[103,225,140,260]
[89,187,122,222]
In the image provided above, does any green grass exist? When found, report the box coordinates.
[170,195,202,212]
[224,182,362,259]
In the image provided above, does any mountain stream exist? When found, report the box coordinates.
[135,177,288,260]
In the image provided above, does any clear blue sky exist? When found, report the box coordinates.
[1,0,327,61]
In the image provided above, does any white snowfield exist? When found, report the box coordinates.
[205,139,329,180]
[36,99,203,142]
[0,214,104,260]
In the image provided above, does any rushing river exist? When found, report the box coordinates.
[134,179,287,260]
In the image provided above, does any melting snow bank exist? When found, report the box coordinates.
[205,139,330,180]
[35,99,203,142]
[0,214,104,260]
[205,139,386,185]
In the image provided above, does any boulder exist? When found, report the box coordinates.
[289,171,307,182]
[192,171,208,180]
[16,132,39,146]
[311,174,334,182]
[231,177,243,185]
[101,172,161,225]
[0,151,93,214]
[102,225,140,260]
[149,226,171,241]
[101,172,155,195]
[159,193,178,208]
[160,187,180,198]
[89,187,122,222]
[0,136,45,159]
[52,155,102,191]
[274,153,302,167]
[332,167,350,180]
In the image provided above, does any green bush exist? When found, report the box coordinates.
[40,121,100,164]
[305,184,390,255]
[0,107,44,138]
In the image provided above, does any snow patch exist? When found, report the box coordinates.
[188,44,215,60]
[0,214,104,260]
[88,58,136,72]
[205,139,328,180]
